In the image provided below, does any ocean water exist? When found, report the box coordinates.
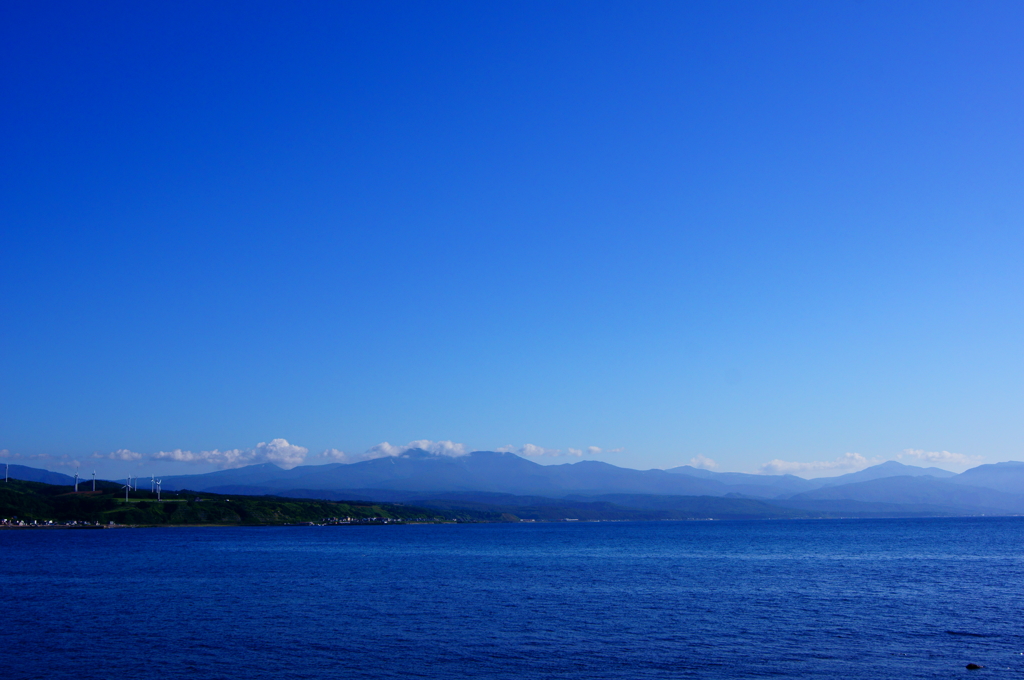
[2,518,1023,679]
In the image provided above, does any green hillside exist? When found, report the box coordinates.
[0,479,491,526]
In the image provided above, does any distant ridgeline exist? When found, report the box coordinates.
[147,451,1024,518]
[5,454,1024,523]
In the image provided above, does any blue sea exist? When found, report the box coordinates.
[3,518,1023,679]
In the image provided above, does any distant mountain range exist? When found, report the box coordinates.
[2,464,80,486]
[149,450,1023,516]
[7,453,1023,519]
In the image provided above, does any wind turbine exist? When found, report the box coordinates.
[4,463,7,482]
[123,475,131,501]
[155,479,162,501]
[74,472,79,493]
[92,470,96,492]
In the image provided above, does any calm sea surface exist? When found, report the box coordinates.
[2,518,1023,679]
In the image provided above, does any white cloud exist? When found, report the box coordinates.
[518,444,562,457]
[47,455,82,468]
[759,452,881,477]
[583,446,625,455]
[93,449,143,461]
[151,438,309,469]
[499,444,617,458]
[151,449,198,463]
[319,448,351,463]
[0,450,83,468]
[690,455,719,470]
[360,440,468,461]
[898,449,982,466]
[362,442,406,458]
[417,440,467,456]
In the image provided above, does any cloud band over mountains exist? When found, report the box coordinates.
[140,439,625,468]
[151,439,309,469]
[3,441,985,476]
[898,448,982,466]
[758,452,882,476]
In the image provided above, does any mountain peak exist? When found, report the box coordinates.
[814,460,956,487]
[398,448,436,459]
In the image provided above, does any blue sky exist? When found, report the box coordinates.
[2,1,1022,478]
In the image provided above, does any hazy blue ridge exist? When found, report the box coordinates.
[160,451,1024,506]
[160,450,736,497]
[11,456,1024,518]
[948,461,1024,494]
[2,464,78,486]
[813,461,957,487]
[665,465,819,493]
[786,476,1024,514]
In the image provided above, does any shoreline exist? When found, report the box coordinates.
[4,514,1022,531]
